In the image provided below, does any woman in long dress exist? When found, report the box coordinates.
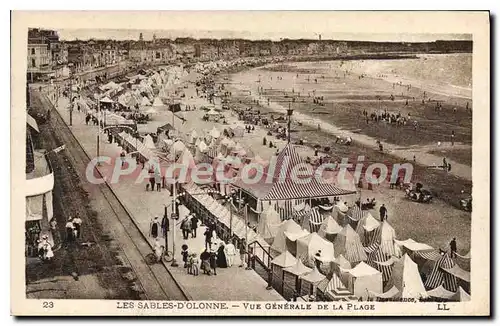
[216,242,228,268]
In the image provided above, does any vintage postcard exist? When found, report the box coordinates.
[11,11,490,316]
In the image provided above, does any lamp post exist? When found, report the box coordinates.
[69,79,74,126]
[170,192,179,267]
[244,203,252,270]
[287,103,294,144]
[97,96,101,160]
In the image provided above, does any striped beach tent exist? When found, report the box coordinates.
[333,225,368,264]
[368,248,397,282]
[345,205,365,228]
[301,208,324,233]
[370,221,397,256]
[424,253,458,292]
[355,212,380,245]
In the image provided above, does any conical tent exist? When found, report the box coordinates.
[334,225,368,264]
[189,130,199,144]
[451,287,470,302]
[427,285,455,300]
[371,221,397,255]
[368,285,400,299]
[271,219,303,254]
[253,154,269,167]
[198,140,209,153]
[257,206,282,242]
[152,97,164,107]
[271,250,297,268]
[284,259,312,276]
[296,232,335,267]
[300,266,326,285]
[141,96,151,106]
[143,135,156,149]
[356,212,380,245]
[210,126,221,139]
[177,149,196,169]
[345,262,383,299]
[318,215,342,239]
[425,253,458,292]
[387,254,428,299]
[100,96,114,103]
[333,202,349,222]
[172,140,186,154]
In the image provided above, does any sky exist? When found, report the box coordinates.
[38,11,473,42]
[58,28,472,42]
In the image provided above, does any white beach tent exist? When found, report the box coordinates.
[426,285,455,300]
[99,96,114,104]
[143,135,156,149]
[284,259,312,277]
[229,123,245,137]
[283,259,312,298]
[386,254,429,299]
[196,140,208,153]
[299,266,326,296]
[284,229,310,257]
[271,251,298,291]
[318,215,342,242]
[257,205,282,243]
[333,201,349,222]
[210,126,221,139]
[172,140,186,154]
[296,232,335,267]
[188,130,199,144]
[271,219,303,254]
[152,97,165,107]
[344,262,383,300]
[141,96,151,106]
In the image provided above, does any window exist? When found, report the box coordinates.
[31,48,35,55]
[31,58,36,67]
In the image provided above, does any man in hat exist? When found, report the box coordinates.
[225,238,237,267]
[314,250,322,270]
[180,216,191,240]
[379,204,387,222]
[450,238,457,258]
[72,216,82,239]
[204,227,213,250]
[161,213,170,248]
[190,213,199,238]
[65,218,75,243]
[149,216,161,239]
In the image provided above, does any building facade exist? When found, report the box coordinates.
[27,29,61,81]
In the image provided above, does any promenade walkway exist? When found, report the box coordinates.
[55,96,283,301]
